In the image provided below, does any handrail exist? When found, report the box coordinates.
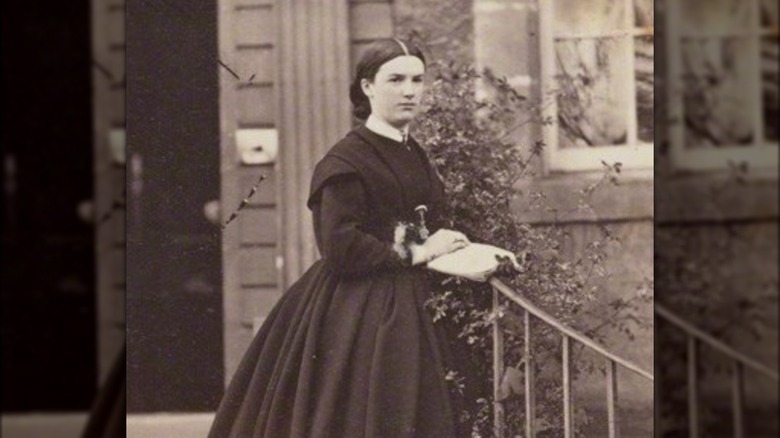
[655,302,778,438]
[489,278,654,380]
[488,277,653,438]
[655,303,779,380]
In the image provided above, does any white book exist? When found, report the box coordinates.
[426,243,520,282]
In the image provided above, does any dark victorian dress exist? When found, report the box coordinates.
[208,125,461,438]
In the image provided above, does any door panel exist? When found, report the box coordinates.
[126,0,224,412]
[1,0,96,411]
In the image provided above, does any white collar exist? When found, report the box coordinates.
[365,115,408,144]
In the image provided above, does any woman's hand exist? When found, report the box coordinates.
[410,229,470,265]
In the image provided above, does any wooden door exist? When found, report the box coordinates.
[126,0,224,412]
[1,0,96,411]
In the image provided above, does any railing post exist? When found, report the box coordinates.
[562,335,573,438]
[492,287,505,438]
[687,336,700,438]
[732,361,745,438]
[524,310,536,438]
[657,304,780,438]
[606,359,620,438]
[488,278,655,438]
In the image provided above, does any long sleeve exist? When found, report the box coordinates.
[312,175,410,276]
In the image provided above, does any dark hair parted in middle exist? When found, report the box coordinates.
[349,38,427,120]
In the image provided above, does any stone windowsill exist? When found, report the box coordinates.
[512,170,654,224]
[511,168,778,224]
[656,168,778,223]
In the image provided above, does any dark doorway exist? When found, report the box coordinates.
[1,1,96,410]
[126,0,224,412]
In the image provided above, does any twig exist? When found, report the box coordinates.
[221,173,267,229]
[97,189,126,225]
[218,59,241,81]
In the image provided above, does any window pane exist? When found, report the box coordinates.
[762,36,779,142]
[553,0,627,34]
[634,0,654,28]
[556,38,629,148]
[636,35,654,142]
[679,0,751,33]
[761,0,779,28]
[681,37,754,148]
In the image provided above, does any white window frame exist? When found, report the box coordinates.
[665,0,778,173]
[539,0,655,174]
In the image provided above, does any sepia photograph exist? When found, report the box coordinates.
[125,0,653,436]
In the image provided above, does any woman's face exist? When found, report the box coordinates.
[361,55,425,128]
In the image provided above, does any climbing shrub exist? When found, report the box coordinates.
[412,60,651,437]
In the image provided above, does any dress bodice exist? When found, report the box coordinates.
[307,125,447,274]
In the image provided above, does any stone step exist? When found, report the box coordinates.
[0,413,87,438]
[127,413,214,438]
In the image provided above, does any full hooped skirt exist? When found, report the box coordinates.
[208,261,460,438]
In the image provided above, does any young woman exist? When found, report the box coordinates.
[208,37,470,438]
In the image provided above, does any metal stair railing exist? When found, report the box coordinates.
[655,303,779,438]
[488,277,654,438]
